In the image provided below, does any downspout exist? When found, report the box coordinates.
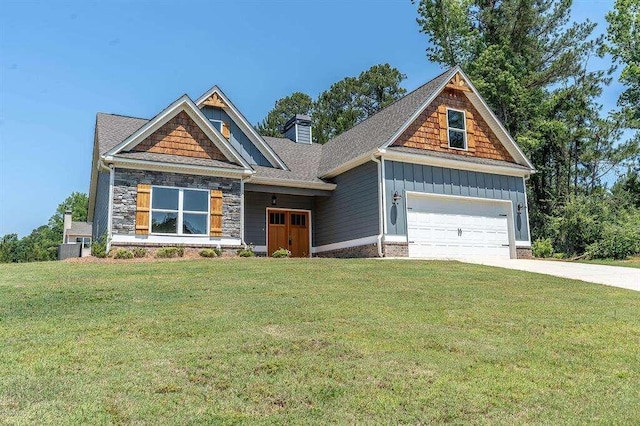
[371,153,384,257]
[106,163,115,254]
[240,175,247,248]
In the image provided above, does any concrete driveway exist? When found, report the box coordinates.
[464,258,640,292]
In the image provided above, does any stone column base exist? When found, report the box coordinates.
[516,247,533,259]
[314,244,380,258]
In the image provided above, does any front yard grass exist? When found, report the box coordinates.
[1,258,639,423]
[577,255,640,269]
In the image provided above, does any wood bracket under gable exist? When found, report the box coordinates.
[201,92,228,109]
[446,73,471,92]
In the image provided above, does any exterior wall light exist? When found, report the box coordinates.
[271,195,277,206]
[392,191,402,205]
[517,203,526,213]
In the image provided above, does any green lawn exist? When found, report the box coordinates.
[577,256,640,269]
[1,259,639,424]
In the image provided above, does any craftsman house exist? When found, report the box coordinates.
[87,66,535,259]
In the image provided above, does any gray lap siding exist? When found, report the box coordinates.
[244,192,315,246]
[314,161,380,247]
[384,160,530,242]
[111,169,241,238]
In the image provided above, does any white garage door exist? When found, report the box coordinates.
[407,195,512,259]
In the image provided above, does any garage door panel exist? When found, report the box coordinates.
[407,195,511,259]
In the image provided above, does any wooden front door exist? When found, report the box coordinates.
[267,210,310,257]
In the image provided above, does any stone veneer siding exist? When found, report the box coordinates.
[516,247,533,259]
[314,243,380,258]
[111,168,241,238]
[383,242,408,257]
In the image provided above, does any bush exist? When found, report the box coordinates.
[113,249,134,260]
[532,238,554,258]
[214,246,223,257]
[91,234,107,258]
[586,221,640,260]
[272,248,291,258]
[156,247,182,258]
[199,248,218,258]
[237,245,255,257]
[132,247,147,258]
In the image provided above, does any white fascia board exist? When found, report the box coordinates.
[104,95,252,170]
[380,67,460,150]
[106,156,254,179]
[195,86,289,171]
[111,234,242,247]
[247,175,337,191]
[319,150,379,179]
[381,149,532,177]
[312,235,380,254]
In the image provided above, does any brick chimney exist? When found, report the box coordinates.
[284,114,312,144]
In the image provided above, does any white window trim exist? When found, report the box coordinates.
[209,118,223,132]
[150,185,210,236]
[446,107,467,151]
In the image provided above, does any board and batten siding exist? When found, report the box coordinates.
[92,171,111,240]
[384,160,530,242]
[244,192,315,246]
[314,161,379,247]
[201,106,271,167]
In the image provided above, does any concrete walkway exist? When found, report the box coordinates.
[464,258,640,292]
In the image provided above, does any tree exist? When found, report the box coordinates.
[606,0,640,127]
[313,63,406,143]
[256,92,314,137]
[0,192,88,263]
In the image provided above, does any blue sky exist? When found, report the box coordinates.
[0,0,621,237]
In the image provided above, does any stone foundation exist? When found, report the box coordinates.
[516,247,533,259]
[108,244,241,257]
[314,243,380,258]
[383,242,408,257]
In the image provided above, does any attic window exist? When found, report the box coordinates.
[209,119,223,133]
[447,109,467,150]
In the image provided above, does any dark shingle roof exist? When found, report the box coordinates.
[253,137,326,184]
[318,68,456,175]
[68,221,92,236]
[115,151,244,170]
[96,113,148,155]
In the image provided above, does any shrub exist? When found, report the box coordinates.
[132,247,147,258]
[552,252,566,259]
[91,234,107,258]
[214,246,223,257]
[586,221,640,260]
[200,248,218,258]
[176,246,185,257]
[272,248,291,258]
[237,245,255,257]
[156,247,180,258]
[532,238,554,258]
[114,249,134,260]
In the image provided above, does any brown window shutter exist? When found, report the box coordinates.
[466,111,476,151]
[221,122,231,139]
[438,105,448,147]
[135,184,151,235]
[210,189,223,237]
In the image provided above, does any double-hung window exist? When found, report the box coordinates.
[447,108,467,150]
[151,187,209,235]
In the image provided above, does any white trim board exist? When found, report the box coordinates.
[111,234,242,246]
[108,157,253,179]
[380,149,532,177]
